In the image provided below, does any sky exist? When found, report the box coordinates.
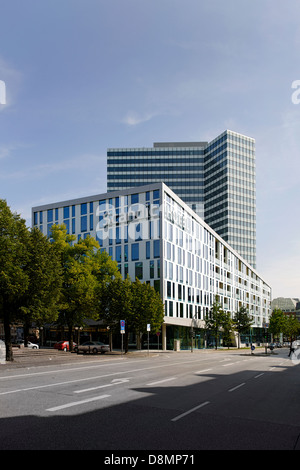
[0,0,300,299]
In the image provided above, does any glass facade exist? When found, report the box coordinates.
[107,130,256,268]
[32,182,271,350]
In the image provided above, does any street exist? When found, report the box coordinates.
[0,348,299,451]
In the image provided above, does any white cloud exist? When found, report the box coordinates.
[122,110,158,126]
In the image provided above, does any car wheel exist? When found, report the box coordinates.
[92,348,98,354]
[63,347,67,352]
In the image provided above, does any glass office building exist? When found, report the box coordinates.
[32,182,271,350]
[107,130,256,268]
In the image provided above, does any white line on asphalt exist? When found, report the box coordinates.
[228,383,245,392]
[74,379,130,394]
[0,358,212,395]
[195,369,212,374]
[171,401,210,422]
[222,362,235,367]
[254,373,264,379]
[146,377,176,386]
[46,394,110,412]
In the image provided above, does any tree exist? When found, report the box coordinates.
[284,313,300,346]
[232,305,253,349]
[269,309,286,342]
[0,200,29,361]
[205,299,227,350]
[19,227,62,345]
[51,225,100,351]
[222,311,234,349]
[130,279,164,349]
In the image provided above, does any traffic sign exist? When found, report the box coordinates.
[147,324,151,332]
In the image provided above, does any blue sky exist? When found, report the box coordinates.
[1,0,300,299]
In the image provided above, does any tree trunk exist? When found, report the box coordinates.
[4,311,13,362]
[68,324,73,352]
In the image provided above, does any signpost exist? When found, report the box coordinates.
[120,320,125,356]
[263,323,269,354]
[147,324,151,355]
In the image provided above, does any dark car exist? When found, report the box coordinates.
[74,341,109,354]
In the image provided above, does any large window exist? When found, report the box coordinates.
[131,243,139,261]
[47,209,53,223]
[154,239,160,258]
[135,262,143,280]
[81,215,87,232]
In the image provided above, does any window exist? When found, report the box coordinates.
[81,216,87,232]
[34,212,38,225]
[146,241,150,259]
[154,240,160,258]
[116,245,122,263]
[63,206,69,219]
[131,243,139,261]
[47,209,53,223]
[150,260,154,279]
[131,193,139,204]
[64,219,70,234]
[81,203,87,215]
[135,262,143,280]
[167,281,171,298]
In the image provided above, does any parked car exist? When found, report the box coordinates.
[74,341,109,354]
[27,341,39,349]
[54,341,76,352]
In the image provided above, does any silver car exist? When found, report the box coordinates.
[74,341,109,354]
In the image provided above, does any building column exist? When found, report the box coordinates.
[162,323,167,351]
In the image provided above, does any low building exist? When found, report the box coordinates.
[32,182,271,349]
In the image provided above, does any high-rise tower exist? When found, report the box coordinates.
[107,130,256,267]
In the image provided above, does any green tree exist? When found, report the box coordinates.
[205,299,227,350]
[284,314,300,346]
[131,279,164,349]
[269,308,286,342]
[19,227,62,345]
[222,311,234,349]
[232,305,253,349]
[0,200,29,361]
[51,225,100,351]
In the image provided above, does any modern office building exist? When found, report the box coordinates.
[107,130,256,268]
[32,182,271,350]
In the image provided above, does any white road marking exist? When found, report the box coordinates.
[195,368,212,374]
[46,394,110,412]
[254,373,264,379]
[74,378,130,394]
[171,401,210,422]
[146,377,176,386]
[228,383,245,392]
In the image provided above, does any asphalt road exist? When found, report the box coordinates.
[0,347,299,452]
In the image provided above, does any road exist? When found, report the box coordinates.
[0,348,299,452]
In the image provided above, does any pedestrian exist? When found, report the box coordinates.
[288,341,296,357]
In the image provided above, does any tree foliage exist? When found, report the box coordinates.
[205,299,227,349]
[232,305,253,348]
